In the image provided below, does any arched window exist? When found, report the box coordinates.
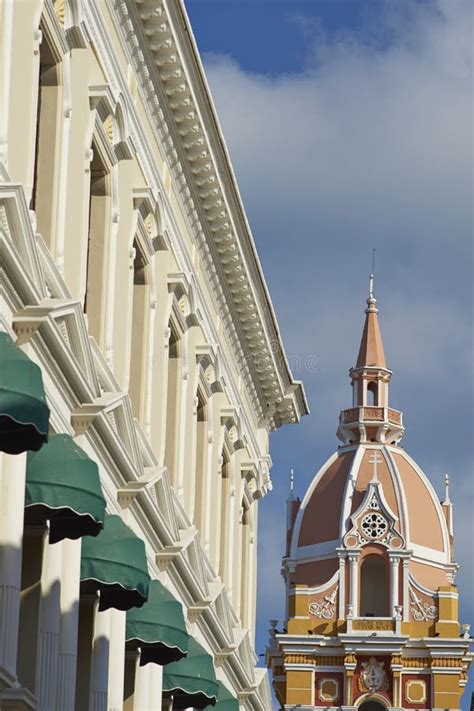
[360,555,388,617]
[367,381,378,405]
[359,702,386,711]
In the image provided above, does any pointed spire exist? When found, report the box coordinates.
[355,273,387,369]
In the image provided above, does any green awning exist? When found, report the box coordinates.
[126,579,189,665]
[213,682,239,711]
[163,638,218,709]
[25,434,106,543]
[80,514,150,611]
[0,332,49,454]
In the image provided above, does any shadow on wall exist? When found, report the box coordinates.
[0,540,109,709]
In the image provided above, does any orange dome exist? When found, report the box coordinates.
[291,443,450,566]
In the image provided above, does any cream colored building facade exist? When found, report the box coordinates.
[0,1,308,709]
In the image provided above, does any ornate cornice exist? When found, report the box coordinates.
[112,0,308,430]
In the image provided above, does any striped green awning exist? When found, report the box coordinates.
[25,434,106,543]
[0,332,49,454]
[126,579,189,665]
[163,638,218,709]
[81,514,150,611]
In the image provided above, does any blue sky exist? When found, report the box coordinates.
[185,0,473,706]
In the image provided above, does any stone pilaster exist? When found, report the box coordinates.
[343,653,357,706]
[388,553,400,616]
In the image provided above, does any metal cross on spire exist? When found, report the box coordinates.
[369,451,382,483]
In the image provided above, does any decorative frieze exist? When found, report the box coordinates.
[400,657,430,668]
[315,656,344,667]
[284,653,313,665]
[352,618,394,631]
[431,657,464,669]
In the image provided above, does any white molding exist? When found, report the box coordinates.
[290,452,340,558]
[104,0,308,430]
[339,444,365,538]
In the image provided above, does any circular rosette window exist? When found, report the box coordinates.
[361,512,388,539]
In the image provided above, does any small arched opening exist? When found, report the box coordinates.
[367,381,378,405]
[359,702,386,711]
[360,554,389,617]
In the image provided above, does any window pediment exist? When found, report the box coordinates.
[344,480,404,550]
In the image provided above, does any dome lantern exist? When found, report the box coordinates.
[337,275,404,446]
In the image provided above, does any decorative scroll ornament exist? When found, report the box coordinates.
[358,657,389,693]
[309,586,338,619]
[409,587,438,622]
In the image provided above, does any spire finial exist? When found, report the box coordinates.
[287,468,296,503]
[366,248,377,312]
[444,473,451,504]
[369,248,376,299]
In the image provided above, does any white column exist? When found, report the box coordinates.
[133,657,150,710]
[389,555,400,617]
[53,52,72,277]
[36,535,62,710]
[402,558,410,622]
[338,554,346,619]
[348,552,359,617]
[89,606,111,711]
[225,483,236,601]
[0,451,27,685]
[104,183,120,368]
[203,413,214,556]
[107,609,126,711]
[55,534,82,709]
[148,663,163,711]
[0,0,13,166]
[362,379,368,406]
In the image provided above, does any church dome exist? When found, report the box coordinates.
[292,444,450,573]
[286,277,455,592]
[272,277,468,711]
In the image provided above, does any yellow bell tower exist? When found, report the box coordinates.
[267,278,472,710]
